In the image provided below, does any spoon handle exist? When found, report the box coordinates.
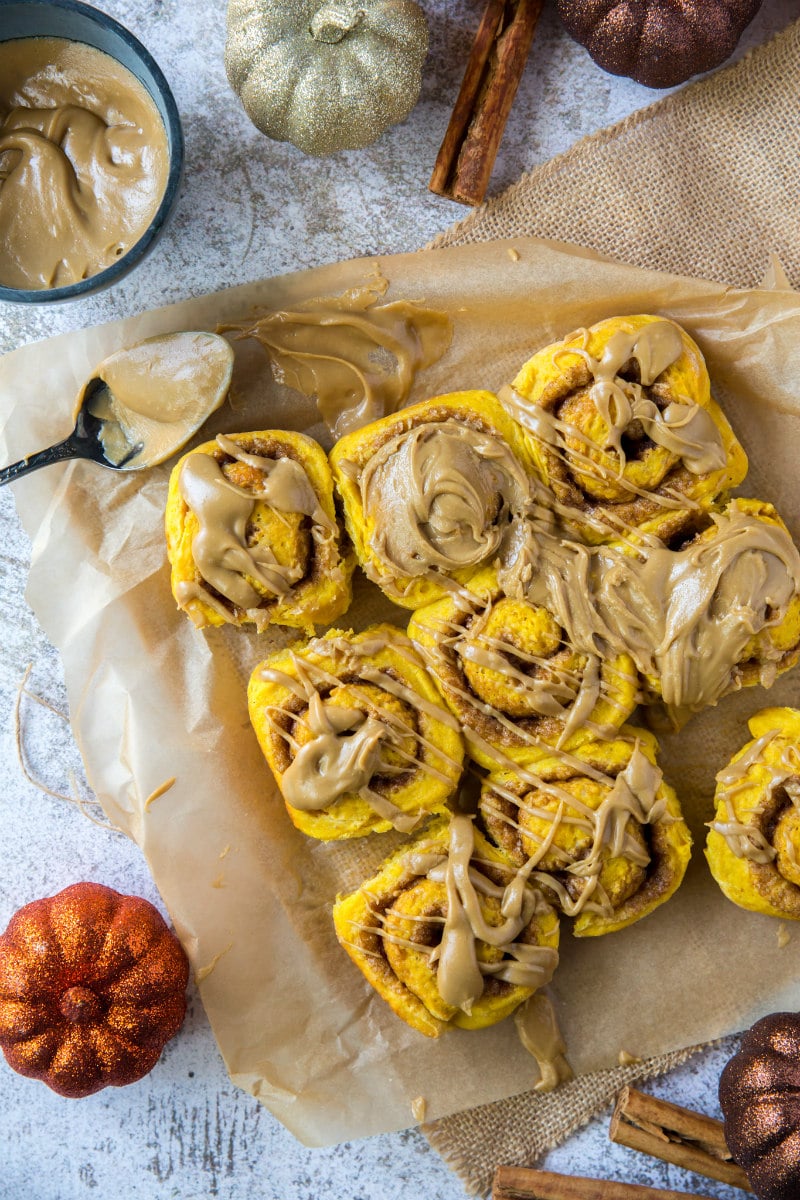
[0,434,86,487]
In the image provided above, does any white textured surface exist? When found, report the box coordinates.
[0,2,795,1197]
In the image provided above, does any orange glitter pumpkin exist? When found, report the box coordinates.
[0,882,189,1098]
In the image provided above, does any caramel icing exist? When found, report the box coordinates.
[360,816,559,1014]
[0,37,169,289]
[222,274,452,437]
[482,741,666,919]
[514,993,574,1092]
[361,422,534,581]
[503,503,800,720]
[557,320,726,476]
[79,332,234,469]
[177,436,334,616]
[709,730,800,863]
[259,629,461,833]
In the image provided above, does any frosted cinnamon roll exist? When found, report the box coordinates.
[165,431,353,632]
[706,708,800,920]
[247,625,464,840]
[408,566,638,767]
[479,728,691,937]
[329,391,546,610]
[508,498,800,728]
[333,814,560,1036]
[502,314,747,544]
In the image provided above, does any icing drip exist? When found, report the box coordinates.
[514,993,574,1092]
[710,728,800,864]
[566,321,726,477]
[221,273,452,437]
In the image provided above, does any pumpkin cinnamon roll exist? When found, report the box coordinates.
[408,566,638,768]
[502,314,747,544]
[165,431,353,632]
[706,708,800,920]
[247,625,465,840]
[329,391,545,610]
[633,499,800,719]
[478,728,692,937]
[332,813,560,1036]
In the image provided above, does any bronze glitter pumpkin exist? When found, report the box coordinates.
[556,0,763,88]
[719,1012,800,1200]
[0,882,189,1097]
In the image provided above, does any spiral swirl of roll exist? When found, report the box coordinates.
[503,314,748,545]
[707,707,800,920]
[333,814,560,1036]
[479,728,692,937]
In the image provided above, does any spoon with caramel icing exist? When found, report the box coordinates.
[1,331,234,486]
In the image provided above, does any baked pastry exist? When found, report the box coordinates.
[0,883,188,1098]
[504,497,800,728]
[329,390,544,610]
[165,431,353,632]
[503,314,747,544]
[247,624,465,839]
[332,813,560,1036]
[408,565,638,767]
[634,499,800,720]
[478,727,692,936]
[706,707,800,920]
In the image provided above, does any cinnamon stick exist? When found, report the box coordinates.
[492,1167,715,1200]
[609,1087,752,1192]
[429,0,543,206]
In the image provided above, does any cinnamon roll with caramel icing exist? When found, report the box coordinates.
[329,391,545,610]
[502,315,747,545]
[332,814,560,1036]
[247,625,464,840]
[478,728,692,937]
[165,431,353,632]
[408,567,638,767]
[706,708,800,920]
[505,498,800,728]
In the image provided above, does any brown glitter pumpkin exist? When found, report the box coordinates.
[557,0,763,88]
[719,1012,800,1200]
[0,883,189,1098]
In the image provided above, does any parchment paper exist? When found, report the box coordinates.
[3,238,800,1147]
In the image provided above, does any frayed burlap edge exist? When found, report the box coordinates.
[422,1043,709,1197]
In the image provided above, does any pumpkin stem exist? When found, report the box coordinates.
[309,2,366,44]
[60,985,102,1025]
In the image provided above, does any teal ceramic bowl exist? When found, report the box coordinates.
[0,0,184,304]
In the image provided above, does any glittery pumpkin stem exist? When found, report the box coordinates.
[430,0,543,206]
[309,2,365,44]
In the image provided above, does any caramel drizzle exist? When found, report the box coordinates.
[457,712,668,920]
[500,503,800,720]
[260,632,461,832]
[415,593,635,751]
[499,321,726,519]
[349,815,559,1015]
[177,435,336,626]
[357,418,548,587]
[709,729,800,863]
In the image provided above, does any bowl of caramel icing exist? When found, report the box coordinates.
[0,0,183,302]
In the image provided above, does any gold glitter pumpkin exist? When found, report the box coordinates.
[0,883,189,1098]
[225,0,429,156]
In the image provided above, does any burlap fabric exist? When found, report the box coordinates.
[422,18,800,1194]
